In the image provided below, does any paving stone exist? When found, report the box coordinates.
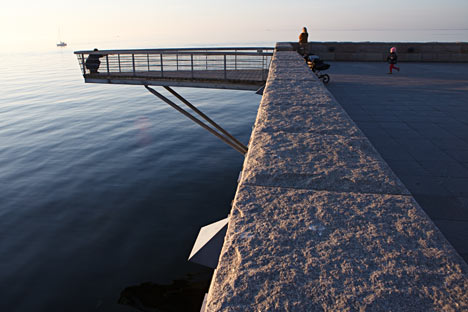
[430,138,468,151]
[375,147,415,161]
[398,175,451,197]
[385,160,431,177]
[387,128,424,139]
[444,150,468,162]
[408,149,454,161]
[399,115,431,122]
[442,177,468,197]
[355,120,385,128]
[379,121,413,130]
[395,138,439,150]
[433,220,468,255]
[360,129,390,141]
[413,195,468,221]
[370,114,401,122]
[419,160,468,177]
[410,125,455,139]
[462,254,468,263]
[347,113,375,122]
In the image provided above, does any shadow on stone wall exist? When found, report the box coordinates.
[118,272,211,312]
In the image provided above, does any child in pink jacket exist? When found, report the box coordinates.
[387,47,400,74]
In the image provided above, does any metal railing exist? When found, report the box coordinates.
[74,47,274,81]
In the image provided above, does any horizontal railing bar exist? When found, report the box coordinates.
[75,47,273,54]
[76,51,273,57]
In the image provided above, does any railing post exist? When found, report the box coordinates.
[106,55,110,74]
[147,54,150,71]
[235,50,237,70]
[176,53,179,71]
[132,54,136,76]
[261,55,265,81]
[81,54,86,74]
[118,54,121,72]
[224,54,227,80]
[160,53,164,77]
[191,54,194,78]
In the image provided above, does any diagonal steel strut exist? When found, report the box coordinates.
[144,85,248,155]
[163,86,248,153]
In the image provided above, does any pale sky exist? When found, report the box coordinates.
[1,0,467,52]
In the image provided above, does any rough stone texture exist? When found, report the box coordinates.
[267,51,318,80]
[242,132,409,195]
[256,74,361,137]
[253,99,362,136]
[205,49,468,311]
[208,185,468,312]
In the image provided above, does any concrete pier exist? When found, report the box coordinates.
[204,45,467,310]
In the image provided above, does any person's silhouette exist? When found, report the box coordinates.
[85,48,106,74]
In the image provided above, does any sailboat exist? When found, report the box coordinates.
[56,28,67,47]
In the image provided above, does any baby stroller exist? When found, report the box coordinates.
[306,55,330,84]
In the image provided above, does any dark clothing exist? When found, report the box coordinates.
[387,52,398,64]
[298,31,309,56]
[85,53,105,73]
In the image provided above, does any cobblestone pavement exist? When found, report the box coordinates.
[327,62,468,262]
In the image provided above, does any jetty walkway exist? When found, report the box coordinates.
[204,44,467,310]
[74,47,273,91]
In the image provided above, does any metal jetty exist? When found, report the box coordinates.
[74,47,273,91]
[74,47,273,154]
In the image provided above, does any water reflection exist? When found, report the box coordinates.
[0,50,259,311]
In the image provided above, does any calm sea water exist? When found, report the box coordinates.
[0,49,261,311]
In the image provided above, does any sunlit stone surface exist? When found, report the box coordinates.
[205,48,468,311]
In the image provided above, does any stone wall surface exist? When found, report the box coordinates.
[204,49,468,311]
[286,41,468,62]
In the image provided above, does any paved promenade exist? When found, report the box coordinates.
[205,50,467,311]
[327,62,468,262]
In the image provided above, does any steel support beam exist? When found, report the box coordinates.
[144,85,247,155]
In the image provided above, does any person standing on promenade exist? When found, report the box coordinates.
[298,27,309,56]
[387,47,400,74]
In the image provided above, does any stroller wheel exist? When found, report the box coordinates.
[320,74,330,84]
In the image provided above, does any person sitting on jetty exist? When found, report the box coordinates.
[85,48,107,74]
[298,27,309,56]
[387,47,400,74]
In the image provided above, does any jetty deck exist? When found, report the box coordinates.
[204,44,467,311]
[74,48,273,90]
